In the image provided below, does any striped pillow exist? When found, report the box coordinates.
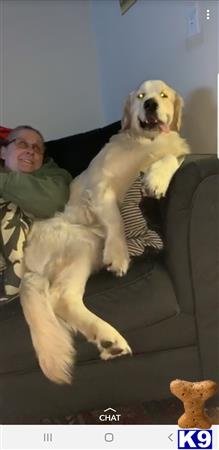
[120,176,163,257]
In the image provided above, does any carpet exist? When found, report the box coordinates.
[40,398,219,425]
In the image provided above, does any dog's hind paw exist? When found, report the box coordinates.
[89,316,132,361]
[99,338,132,360]
[96,329,132,361]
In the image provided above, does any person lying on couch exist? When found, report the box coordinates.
[0,124,163,305]
[0,125,72,303]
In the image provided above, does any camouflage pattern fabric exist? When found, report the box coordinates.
[0,199,33,304]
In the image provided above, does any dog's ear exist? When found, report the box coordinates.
[121,92,134,131]
[170,93,184,131]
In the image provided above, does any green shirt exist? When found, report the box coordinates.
[0,158,72,218]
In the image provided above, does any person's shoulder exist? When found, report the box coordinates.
[38,157,72,182]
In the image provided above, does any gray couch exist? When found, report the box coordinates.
[0,122,218,424]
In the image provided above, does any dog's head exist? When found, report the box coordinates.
[121,80,184,138]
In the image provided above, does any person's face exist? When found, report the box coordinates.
[1,129,44,173]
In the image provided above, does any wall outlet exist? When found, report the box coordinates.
[187,2,200,38]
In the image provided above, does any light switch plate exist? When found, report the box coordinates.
[187,2,200,38]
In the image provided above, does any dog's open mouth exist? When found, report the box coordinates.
[138,117,169,132]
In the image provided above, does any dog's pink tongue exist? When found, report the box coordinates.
[159,123,170,133]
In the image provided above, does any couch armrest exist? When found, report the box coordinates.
[162,156,218,379]
[161,155,219,378]
[162,156,218,310]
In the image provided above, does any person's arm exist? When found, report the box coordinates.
[0,170,72,218]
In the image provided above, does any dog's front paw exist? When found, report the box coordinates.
[142,156,179,199]
[142,174,169,199]
[142,161,172,199]
[103,238,130,276]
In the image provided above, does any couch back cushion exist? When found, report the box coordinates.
[46,121,121,178]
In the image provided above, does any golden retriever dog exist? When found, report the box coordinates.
[20,80,190,384]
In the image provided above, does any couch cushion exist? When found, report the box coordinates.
[84,258,178,331]
[75,258,197,363]
[0,257,179,374]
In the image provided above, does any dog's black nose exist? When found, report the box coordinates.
[144,98,158,112]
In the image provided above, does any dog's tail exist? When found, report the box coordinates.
[20,272,75,384]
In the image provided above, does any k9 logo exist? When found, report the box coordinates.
[178,430,213,449]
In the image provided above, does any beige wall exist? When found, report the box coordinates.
[0,0,104,140]
[91,0,218,154]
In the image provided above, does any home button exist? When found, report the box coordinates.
[104,432,114,442]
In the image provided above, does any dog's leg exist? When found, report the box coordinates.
[58,298,132,361]
[57,297,132,361]
[20,272,75,384]
[92,187,130,276]
[53,249,132,361]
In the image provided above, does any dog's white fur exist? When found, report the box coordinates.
[20,80,190,384]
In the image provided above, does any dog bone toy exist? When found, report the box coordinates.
[170,379,218,429]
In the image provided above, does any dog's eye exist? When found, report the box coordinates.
[137,93,145,99]
[160,91,168,98]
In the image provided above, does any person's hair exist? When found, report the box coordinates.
[4,125,45,150]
